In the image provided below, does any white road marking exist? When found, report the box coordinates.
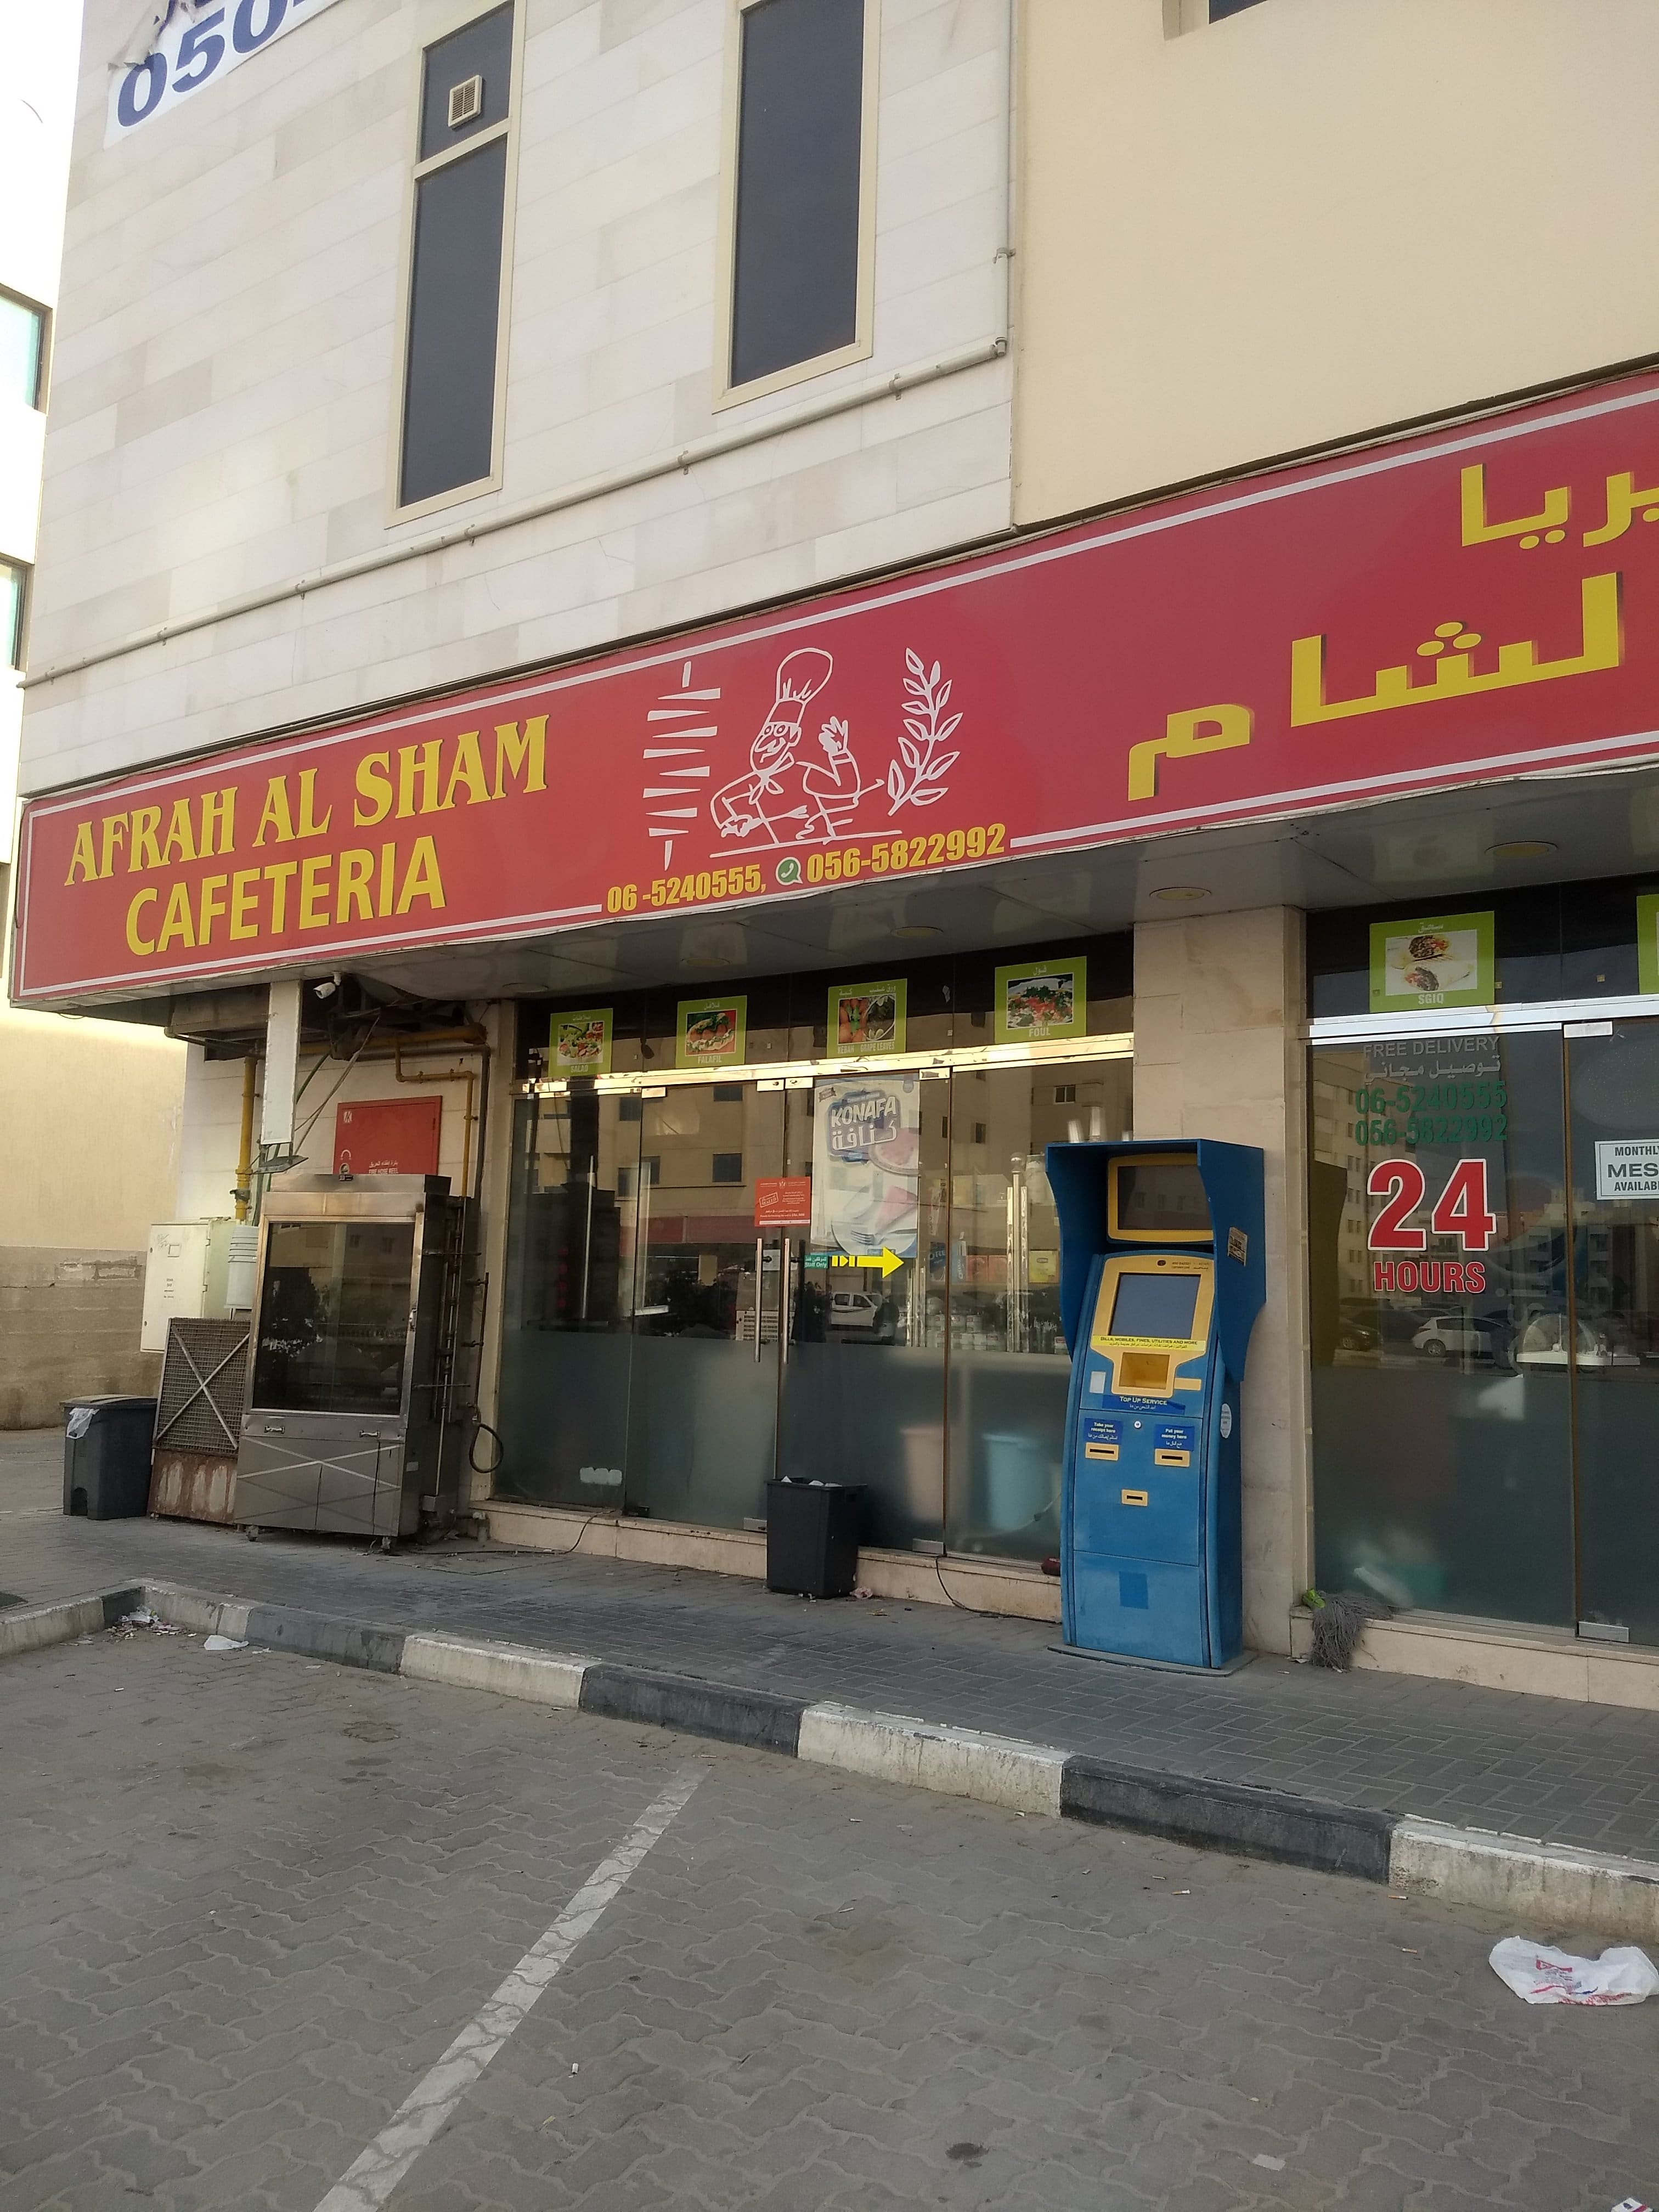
[313,1768,703,2212]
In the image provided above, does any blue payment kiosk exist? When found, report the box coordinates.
[1045,1142,1265,1669]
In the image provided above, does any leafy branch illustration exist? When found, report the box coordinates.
[887,649,961,814]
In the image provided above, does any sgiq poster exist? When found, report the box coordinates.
[810,1074,921,1258]
[994,957,1087,1045]
[827,979,907,1057]
[1367,913,1494,1013]
[676,995,747,1070]
[550,1007,613,1076]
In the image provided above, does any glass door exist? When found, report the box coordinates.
[496,1085,643,1508]
[1565,1019,1659,1643]
[777,1073,950,1549]
[943,1063,1130,1562]
[623,1082,786,1527]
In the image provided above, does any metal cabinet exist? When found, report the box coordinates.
[235,1173,472,1543]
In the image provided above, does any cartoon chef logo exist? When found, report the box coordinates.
[699,642,964,853]
[710,648,879,847]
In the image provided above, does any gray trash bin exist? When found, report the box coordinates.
[62,1396,158,1520]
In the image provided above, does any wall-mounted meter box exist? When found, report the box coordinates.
[1045,1142,1265,1669]
[140,1221,239,1353]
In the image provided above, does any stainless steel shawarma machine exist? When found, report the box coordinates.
[235,1174,472,1544]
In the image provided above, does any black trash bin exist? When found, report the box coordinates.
[62,1396,158,1520]
[765,1480,864,1598]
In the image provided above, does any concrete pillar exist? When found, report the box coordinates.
[1132,906,1311,1655]
[260,978,302,1158]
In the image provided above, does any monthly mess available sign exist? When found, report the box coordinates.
[107,0,347,145]
[1595,1141,1659,1200]
[22,368,1659,1005]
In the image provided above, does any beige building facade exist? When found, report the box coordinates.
[1,0,184,1427]
[14,0,1659,1695]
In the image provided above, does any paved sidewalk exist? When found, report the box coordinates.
[12,1628,1651,2212]
[7,1429,1659,1861]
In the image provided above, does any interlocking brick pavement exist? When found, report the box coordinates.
[1,1627,1656,2210]
[8,1426,1659,1861]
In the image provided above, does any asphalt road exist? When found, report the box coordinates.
[0,1624,1653,2212]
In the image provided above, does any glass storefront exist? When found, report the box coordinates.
[1310,1030,1576,1626]
[1311,945,1659,1643]
[496,940,1133,1564]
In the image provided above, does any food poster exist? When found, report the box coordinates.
[550,1007,613,1076]
[994,957,1087,1044]
[675,995,747,1070]
[827,978,907,1057]
[1368,913,1494,1012]
[810,1074,922,1258]
[1638,892,1659,994]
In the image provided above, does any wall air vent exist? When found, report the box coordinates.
[447,74,483,128]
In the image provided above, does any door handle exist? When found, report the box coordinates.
[781,1237,793,1364]
[754,1237,764,1362]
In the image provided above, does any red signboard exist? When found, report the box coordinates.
[755,1176,813,1228]
[334,1097,442,1176]
[18,370,1659,1003]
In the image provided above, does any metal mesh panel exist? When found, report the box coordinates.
[154,1319,250,1455]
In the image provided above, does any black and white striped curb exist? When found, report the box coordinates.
[8,1579,1658,1939]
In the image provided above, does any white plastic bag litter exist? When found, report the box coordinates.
[1489,1937,1659,2006]
[65,1406,94,1441]
[203,1634,249,1653]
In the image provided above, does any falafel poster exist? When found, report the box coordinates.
[21,368,1659,1006]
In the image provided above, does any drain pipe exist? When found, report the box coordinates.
[233,1054,256,1221]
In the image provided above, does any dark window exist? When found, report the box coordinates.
[0,291,46,409]
[399,8,514,508]
[419,4,513,159]
[251,1221,415,1414]
[730,0,865,390]
[712,1153,744,1184]
[1210,0,1267,16]
[1,560,26,670]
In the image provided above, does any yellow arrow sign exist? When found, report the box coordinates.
[824,1248,907,1276]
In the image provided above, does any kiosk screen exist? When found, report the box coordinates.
[1107,1270,1200,1342]
[1115,1160,1210,1238]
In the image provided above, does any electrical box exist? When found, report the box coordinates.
[335,1097,442,1176]
[141,1221,238,1353]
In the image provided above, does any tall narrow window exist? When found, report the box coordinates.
[398,4,516,511]
[0,290,47,410]
[1,560,27,670]
[726,0,873,397]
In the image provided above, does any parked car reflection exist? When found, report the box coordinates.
[1410,1312,1510,1365]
